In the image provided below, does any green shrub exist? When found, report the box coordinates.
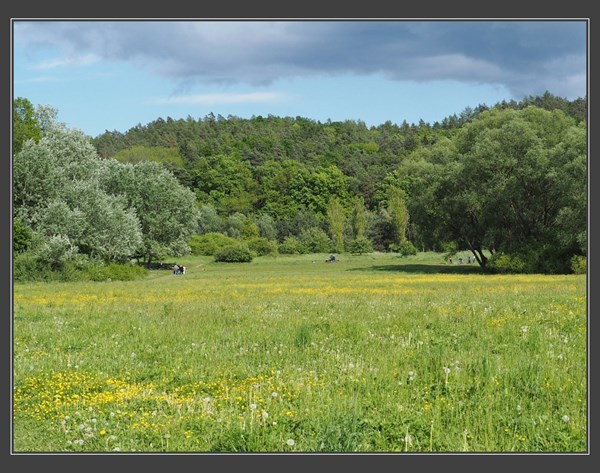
[189,233,238,256]
[347,237,373,255]
[487,252,527,274]
[84,263,148,281]
[14,251,45,282]
[390,240,418,257]
[246,237,278,256]
[571,255,586,274]
[299,227,332,253]
[214,243,253,263]
[13,219,33,253]
[278,236,308,255]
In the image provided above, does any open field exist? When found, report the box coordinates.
[12,252,587,453]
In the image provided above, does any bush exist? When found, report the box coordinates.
[299,227,332,253]
[189,233,238,256]
[347,237,373,255]
[84,263,148,281]
[214,243,253,263]
[278,236,308,255]
[14,251,45,282]
[571,255,586,274]
[246,237,278,256]
[34,234,79,271]
[487,252,527,274]
[13,219,33,253]
[391,240,418,257]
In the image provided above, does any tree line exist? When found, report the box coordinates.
[12,92,587,278]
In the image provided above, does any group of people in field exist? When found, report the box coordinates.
[448,255,475,264]
[172,263,186,275]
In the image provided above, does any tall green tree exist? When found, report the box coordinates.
[386,187,409,247]
[13,97,42,154]
[326,196,345,253]
[399,106,586,272]
[101,160,199,267]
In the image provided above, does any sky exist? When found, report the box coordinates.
[12,20,588,138]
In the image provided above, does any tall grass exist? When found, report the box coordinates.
[13,252,587,452]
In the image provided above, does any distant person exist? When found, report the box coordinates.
[181,265,186,275]
[173,264,180,275]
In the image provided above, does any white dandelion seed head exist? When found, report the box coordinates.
[262,411,269,419]
[562,415,570,423]
[271,391,278,397]
[250,403,257,410]
[443,367,451,374]
[287,439,295,446]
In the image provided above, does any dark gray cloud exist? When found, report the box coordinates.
[14,20,587,99]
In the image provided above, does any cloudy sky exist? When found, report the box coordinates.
[13,20,587,137]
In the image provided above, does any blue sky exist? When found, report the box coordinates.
[13,20,587,138]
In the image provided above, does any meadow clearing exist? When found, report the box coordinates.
[12,252,587,453]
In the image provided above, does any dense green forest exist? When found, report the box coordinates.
[13,92,587,279]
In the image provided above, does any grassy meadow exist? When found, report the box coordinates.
[12,252,587,453]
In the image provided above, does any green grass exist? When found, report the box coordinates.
[12,252,587,453]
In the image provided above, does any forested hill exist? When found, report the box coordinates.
[14,90,587,274]
[91,92,587,212]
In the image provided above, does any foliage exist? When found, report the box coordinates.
[101,159,198,266]
[188,233,238,256]
[487,252,528,274]
[13,97,42,154]
[326,196,345,253]
[299,227,332,254]
[347,236,373,255]
[246,237,278,256]
[83,263,149,282]
[33,234,79,272]
[278,236,308,255]
[213,243,253,263]
[13,219,33,253]
[397,107,586,272]
[570,255,586,275]
[391,240,418,257]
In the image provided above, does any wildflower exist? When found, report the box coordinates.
[99,430,107,436]
[520,326,529,334]
[287,439,295,446]
[250,403,257,410]
[443,367,451,375]
[562,415,570,423]
[271,392,278,398]
[262,411,269,419]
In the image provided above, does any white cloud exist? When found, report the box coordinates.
[152,91,287,106]
[34,54,98,70]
